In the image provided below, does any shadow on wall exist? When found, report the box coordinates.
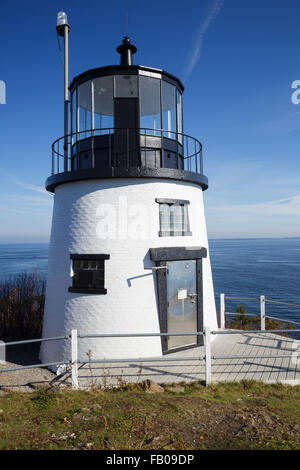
[126,251,160,324]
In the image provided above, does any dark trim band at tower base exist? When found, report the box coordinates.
[46,166,208,192]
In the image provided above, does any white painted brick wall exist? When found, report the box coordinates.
[40,178,217,364]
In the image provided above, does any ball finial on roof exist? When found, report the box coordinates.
[116,36,137,66]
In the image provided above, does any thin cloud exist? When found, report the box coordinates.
[210,194,300,216]
[259,109,300,136]
[184,0,224,82]
[0,169,47,194]
[14,180,48,195]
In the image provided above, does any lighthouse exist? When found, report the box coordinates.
[40,23,217,366]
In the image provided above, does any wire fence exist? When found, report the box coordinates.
[219,293,300,330]
[0,294,299,387]
[0,323,299,388]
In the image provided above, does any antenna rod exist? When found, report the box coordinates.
[56,12,70,172]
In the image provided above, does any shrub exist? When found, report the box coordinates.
[228,304,295,334]
[0,272,45,339]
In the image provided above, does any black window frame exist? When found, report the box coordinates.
[69,254,110,294]
[156,198,192,237]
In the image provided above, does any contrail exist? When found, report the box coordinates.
[184,0,224,82]
[14,180,48,194]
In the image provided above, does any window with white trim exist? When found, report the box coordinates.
[156,198,191,237]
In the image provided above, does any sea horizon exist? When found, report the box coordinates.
[0,238,299,333]
[0,236,299,244]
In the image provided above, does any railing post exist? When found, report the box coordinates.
[71,329,78,389]
[260,295,266,331]
[126,128,129,167]
[204,326,212,386]
[200,146,203,175]
[0,340,5,364]
[109,131,112,167]
[51,147,54,175]
[220,293,225,329]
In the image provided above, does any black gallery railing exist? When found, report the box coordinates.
[51,128,203,176]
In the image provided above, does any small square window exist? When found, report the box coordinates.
[156,198,192,237]
[69,254,110,294]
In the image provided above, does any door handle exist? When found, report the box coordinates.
[188,293,197,304]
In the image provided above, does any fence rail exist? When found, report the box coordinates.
[0,325,299,389]
[265,299,300,308]
[220,293,300,330]
[0,361,68,374]
[0,335,70,374]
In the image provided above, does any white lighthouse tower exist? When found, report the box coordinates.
[40,26,217,365]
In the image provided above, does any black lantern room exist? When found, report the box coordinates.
[46,37,208,192]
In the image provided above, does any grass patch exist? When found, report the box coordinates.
[0,381,299,450]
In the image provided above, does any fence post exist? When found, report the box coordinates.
[260,295,265,331]
[220,293,225,329]
[71,329,78,389]
[204,326,212,386]
[0,340,5,364]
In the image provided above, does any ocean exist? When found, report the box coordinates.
[209,238,300,328]
[0,238,299,327]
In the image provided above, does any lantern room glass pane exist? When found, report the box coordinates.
[139,76,161,135]
[78,80,92,138]
[162,81,176,139]
[177,90,183,144]
[114,75,138,98]
[93,76,114,135]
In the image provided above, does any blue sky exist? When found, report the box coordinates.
[0,0,299,242]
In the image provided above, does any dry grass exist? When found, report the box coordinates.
[0,380,299,450]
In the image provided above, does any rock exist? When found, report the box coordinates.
[141,380,164,393]
[56,364,68,376]
[151,435,170,447]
